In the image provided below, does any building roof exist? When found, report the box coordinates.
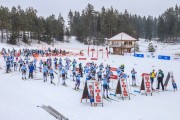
[108,32,137,41]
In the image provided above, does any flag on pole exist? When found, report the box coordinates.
[106,47,108,58]
[92,46,94,57]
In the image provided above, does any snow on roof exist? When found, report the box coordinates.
[108,32,137,41]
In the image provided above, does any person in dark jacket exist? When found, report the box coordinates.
[156,69,164,90]
[29,62,34,79]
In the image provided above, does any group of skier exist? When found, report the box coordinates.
[2,48,177,99]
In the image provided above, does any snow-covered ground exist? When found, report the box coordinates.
[138,38,180,55]
[0,37,180,120]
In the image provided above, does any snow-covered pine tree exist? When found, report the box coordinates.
[147,43,156,52]
[135,43,140,52]
[23,32,28,44]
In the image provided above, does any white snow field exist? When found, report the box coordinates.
[0,37,180,120]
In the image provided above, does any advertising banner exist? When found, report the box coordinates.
[93,82,103,104]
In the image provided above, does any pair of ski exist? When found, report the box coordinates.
[103,97,119,102]
[61,84,70,88]
[44,80,56,86]
[130,85,140,88]
[153,89,164,93]
[72,88,83,92]
[60,83,82,92]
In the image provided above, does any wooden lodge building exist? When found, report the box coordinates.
[108,32,137,55]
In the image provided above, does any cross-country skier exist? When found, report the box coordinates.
[65,63,70,79]
[90,92,94,107]
[117,66,122,80]
[79,63,83,77]
[120,64,125,72]
[33,58,37,70]
[99,63,104,70]
[43,64,48,82]
[72,59,77,69]
[3,53,6,60]
[13,61,18,71]
[74,71,81,90]
[150,69,156,90]
[72,67,76,81]
[97,69,103,81]
[171,75,177,91]
[49,66,54,84]
[102,74,109,98]
[58,62,63,77]
[21,63,27,80]
[105,65,110,74]
[6,59,11,73]
[131,68,137,86]
[54,57,58,70]
[106,70,113,89]
[61,67,67,85]
[120,72,128,79]
[86,71,92,81]
[59,58,62,65]
[19,58,23,72]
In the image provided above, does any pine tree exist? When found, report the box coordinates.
[22,32,28,44]
[147,43,156,52]
[135,43,140,52]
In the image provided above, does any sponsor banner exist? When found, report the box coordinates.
[110,75,118,79]
[134,54,144,58]
[87,81,94,98]
[110,67,117,71]
[144,75,152,94]
[120,78,129,97]
[91,48,95,51]
[79,58,87,60]
[91,58,98,60]
[93,82,103,104]
[158,55,170,60]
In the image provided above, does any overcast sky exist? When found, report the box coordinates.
[1,0,180,22]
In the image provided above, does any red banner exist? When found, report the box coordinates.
[91,48,95,51]
[79,58,87,60]
[110,67,117,71]
[144,75,152,93]
[120,78,129,97]
[91,58,98,60]
[110,75,118,79]
[88,46,89,57]
[94,82,102,104]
